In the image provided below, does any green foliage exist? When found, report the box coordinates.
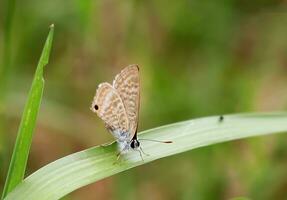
[4,113,287,200]
[1,25,54,199]
[1,1,287,199]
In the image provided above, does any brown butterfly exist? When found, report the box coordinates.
[91,65,171,160]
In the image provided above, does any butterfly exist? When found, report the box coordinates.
[91,65,171,161]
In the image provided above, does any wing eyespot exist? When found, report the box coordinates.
[94,105,99,110]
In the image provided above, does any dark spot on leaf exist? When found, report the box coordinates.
[219,115,224,122]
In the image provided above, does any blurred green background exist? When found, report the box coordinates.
[1,0,287,199]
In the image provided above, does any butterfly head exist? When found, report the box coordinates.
[116,138,140,154]
[130,139,140,149]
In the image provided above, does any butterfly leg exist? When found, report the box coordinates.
[136,149,144,162]
[139,146,150,156]
[113,152,123,165]
[116,152,121,161]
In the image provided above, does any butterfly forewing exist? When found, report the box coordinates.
[113,65,140,139]
[91,83,129,137]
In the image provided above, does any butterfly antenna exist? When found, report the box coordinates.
[139,138,173,143]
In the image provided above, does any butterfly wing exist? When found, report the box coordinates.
[91,83,130,139]
[113,65,140,139]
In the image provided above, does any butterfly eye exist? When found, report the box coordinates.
[94,105,99,110]
[130,140,140,149]
[130,141,135,148]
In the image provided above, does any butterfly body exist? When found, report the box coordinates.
[117,137,140,154]
[107,127,140,153]
[91,65,141,156]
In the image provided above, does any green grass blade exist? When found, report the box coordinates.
[1,24,54,199]
[0,0,16,186]
[4,112,287,200]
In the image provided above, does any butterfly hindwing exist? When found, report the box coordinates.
[91,83,130,139]
[113,65,140,139]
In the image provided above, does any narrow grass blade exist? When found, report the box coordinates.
[0,0,16,185]
[1,24,54,199]
[4,112,287,200]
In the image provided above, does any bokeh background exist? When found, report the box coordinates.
[1,0,287,199]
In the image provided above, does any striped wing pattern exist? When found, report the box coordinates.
[91,82,129,136]
[91,65,140,141]
[113,65,140,139]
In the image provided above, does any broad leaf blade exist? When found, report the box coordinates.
[4,112,287,200]
[1,24,54,199]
